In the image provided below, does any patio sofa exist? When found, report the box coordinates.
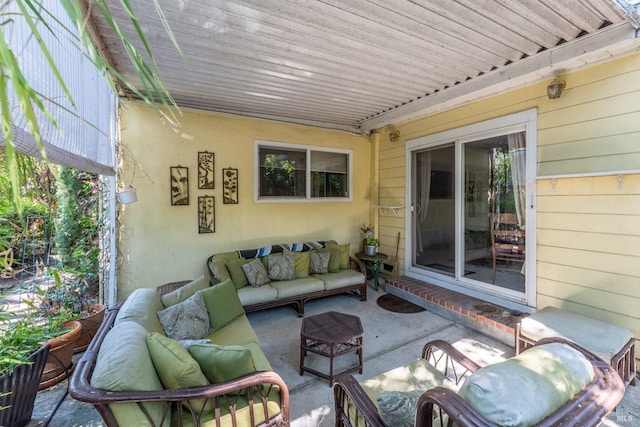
[334,337,624,427]
[70,277,289,427]
[206,240,366,316]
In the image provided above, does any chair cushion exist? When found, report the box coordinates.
[227,258,250,289]
[237,284,279,306]
[147,332,213,412]
[189,343,256,384]
[160,275,210,307]
[115,288,166,334]
[519,306,633,362]
[199,279,245,332]
[459,342,595,427]
[327,242,350,269]
[314,269,365,290]
[377,390,423,427]
[270,277,325,299]
[206,315,260,347]
[157,292,210,340]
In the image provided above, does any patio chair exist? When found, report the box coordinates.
[490,213,525,283]
[334,337,624,427]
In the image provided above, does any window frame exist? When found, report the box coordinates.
[254,140,353,203]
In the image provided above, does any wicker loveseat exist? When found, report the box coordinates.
[207,240,366,317]
[70,278,289,427]
[334,337,624,427]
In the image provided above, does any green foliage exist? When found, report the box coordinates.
[54,167,100,277]
[366,237,380,247]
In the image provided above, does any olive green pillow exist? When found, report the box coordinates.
[146,332,213,412]
[160,275,210,308]
[188,343,256,384]
[227,258,250,289]
[285,250,310,278]
[198,279,245,332]
[328,242,350,269]
[208,258,231,283]
[316,247,340,273]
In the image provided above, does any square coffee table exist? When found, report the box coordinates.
[299,311,363,384]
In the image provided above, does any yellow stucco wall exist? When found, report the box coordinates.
[377,52,640,337]
[117,103,370,297]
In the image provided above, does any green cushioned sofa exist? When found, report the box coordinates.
[70,279,289,427]
[206,240,367,317]
[334,337,624,427]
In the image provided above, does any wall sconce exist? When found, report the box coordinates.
[117,187,138,204]
[388,129,400,143]
[547,78,566,99]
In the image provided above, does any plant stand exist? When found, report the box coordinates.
[0,344,50,427]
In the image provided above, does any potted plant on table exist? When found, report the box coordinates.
[365,237,380,256]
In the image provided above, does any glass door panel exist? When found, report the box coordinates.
[463,133,526,292]
[413,144,455,276]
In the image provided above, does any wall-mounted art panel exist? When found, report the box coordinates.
[198,196,215,233]
[198,151,215,189]
[223,168,238,204]
[170,166,189,205]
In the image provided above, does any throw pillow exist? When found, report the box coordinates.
[268,253,295,281]
[227,258,250,289]
[177,338,212,350]
[285,250,311,278]
[160,275,210,307]
[328,242,350,269]
[157,292,210,340]
[198,279,245,332]
[309,251,330,274]
[146,332,213,412]
[377,390,423,427]
[316,247,340,273]
[242,258,271,287]
[188,343,256,384]
[208,258,231,283]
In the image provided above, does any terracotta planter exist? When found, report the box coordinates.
[74,304,106,353]
[0,344,50,427]
[39,320,82,390]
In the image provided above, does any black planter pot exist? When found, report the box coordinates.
[0,344,50,427]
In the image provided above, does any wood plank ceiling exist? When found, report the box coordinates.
[88,0,639,134]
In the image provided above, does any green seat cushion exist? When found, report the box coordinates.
[189,343,257,384]
[313,269,365,290]
[161,275,210,307]
[459,342,595,427]
[327,242,350,269]
[147,332,214,412]
[115,288,166,334]
[206,315,260,347]
[227,258,250,289]
[199,279,245,332]
[172,393,282,427]
[244,342,273,372]
[519,306,633,362]
[237,284,279,306]
[377,390,423,427]
[91,321,169,426]
[269,277,325,299]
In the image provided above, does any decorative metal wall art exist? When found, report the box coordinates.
[198,196,215,233]
[198,151,215,189]
[222,168,238,204]
[170,166,189,205]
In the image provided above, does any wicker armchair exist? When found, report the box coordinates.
[334,337,624,427]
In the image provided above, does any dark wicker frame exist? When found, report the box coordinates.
[69,304,290,427]
[334,337,625,427]
[206,255,367,317]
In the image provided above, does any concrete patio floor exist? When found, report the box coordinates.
[26,284,639,427]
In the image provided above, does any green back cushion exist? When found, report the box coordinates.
[327,242,350,269]
[207,258,232,283]
[198,279,245,332]
[160,275,210,307]
[91,321,169,426]
[188,343,256,384]
[115,288,166,334]
[285,250,310,278]
[459,342,595,427]
[227,258,250,289]
[147,332,214,412]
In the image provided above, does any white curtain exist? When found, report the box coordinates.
[416,151,432,253]
[507,132,526,227]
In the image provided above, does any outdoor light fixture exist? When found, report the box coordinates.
[547,78,566,99]
[117,187,138,204]
[388,129,400,143]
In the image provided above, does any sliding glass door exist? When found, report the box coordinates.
[408,111,535,305]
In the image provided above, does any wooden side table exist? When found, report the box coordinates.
[299,311,363,385]
[355,252,388,290]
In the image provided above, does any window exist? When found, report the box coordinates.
[255,141,351,201]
